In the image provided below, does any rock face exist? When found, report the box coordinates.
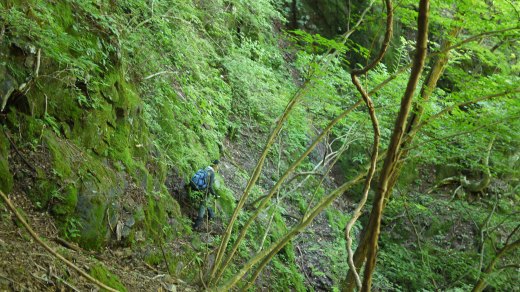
[0,2,183,250]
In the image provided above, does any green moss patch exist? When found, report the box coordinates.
[89,263,127,292]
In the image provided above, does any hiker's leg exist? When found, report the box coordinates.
[194,203,206,228]
[208,206,215,220]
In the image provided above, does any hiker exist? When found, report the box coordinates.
[191,160,220,229]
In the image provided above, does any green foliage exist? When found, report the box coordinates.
[376,190,519,290]
[215,184,237,217]
[1,0,518,290]
[89,263,127,292]
[63,216,83,240]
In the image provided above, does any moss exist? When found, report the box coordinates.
[170,248,199,282]
[144,250,164,266]
[141,186,183,243]
[89,263,127,292]
[40,131,125,250]
[143,192,168,238]
[51,184,78,216]
[107,122,135,170]
[215,184,236,216]
[133,206,145,222]
[45,132,73,178]
[32,180,54,209]
[6,112,45,142]
[77,190,109,249]
[0,129,13,194]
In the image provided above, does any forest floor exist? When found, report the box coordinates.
[0,144,197,291]
[0,190,194,291]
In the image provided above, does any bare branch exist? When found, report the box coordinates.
[143,70,177,80]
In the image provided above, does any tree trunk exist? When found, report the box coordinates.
[349,1,430,290]
[344,16,459,292]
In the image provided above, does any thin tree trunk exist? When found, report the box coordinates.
[344,1,430,290]
[210,100,362,284]
[210,80,310,283]
[343,0,393,288]
[218,172,366,291]
[210,7,376,280]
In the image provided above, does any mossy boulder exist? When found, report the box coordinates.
[40,131,126,249]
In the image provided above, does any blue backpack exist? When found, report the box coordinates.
[191,168,209,190]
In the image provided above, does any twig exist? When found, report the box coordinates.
[35,262,80,291]
[296,246,312,284]
[257,211,275,253]
[159,242,172,276]
[0,190,120,292]
[477,193,499,279]
[450,185,463,201]
[144,262,160,273]
[497,264,520,270]
[35,49,41,78]
[52,273,81,292]
[54,237,81,252]
[1,127,37,173]
[199,267,208,290]
[0,24,5,42]
[31,272,53,285]
[143,70,177,80]
[107,207,114,232]
[152,274,166,280]
[44,94,48,116]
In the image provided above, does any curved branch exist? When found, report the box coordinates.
[360,1,429,290]
[344,0,393,288]
[351,0,393,75]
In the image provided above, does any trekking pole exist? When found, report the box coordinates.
[159,239,172,276]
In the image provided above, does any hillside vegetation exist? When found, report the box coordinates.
[0,0,519,291]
